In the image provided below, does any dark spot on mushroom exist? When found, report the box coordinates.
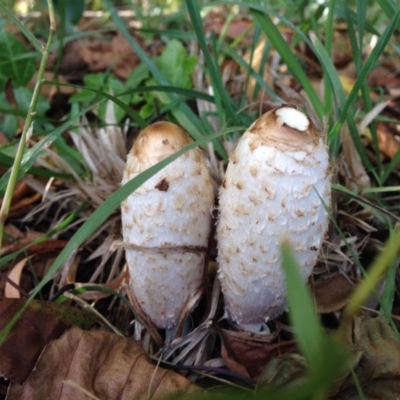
[310,246,318,251]
[162,139,169,145]
[155,178,169,191]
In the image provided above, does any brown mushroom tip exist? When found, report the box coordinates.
[132,121,193,163]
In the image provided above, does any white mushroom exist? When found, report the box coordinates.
[121,121,214,336]
[217,105,331,332]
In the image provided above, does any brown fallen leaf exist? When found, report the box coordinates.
[78,33,141,80]
[257,316,400,399]
[1,239,68,258]
[332,315,400,396]
[7,326,203,400]
[376,122,400,160]
[313,272,355,314]
[203,11,253,44]
[219,327,297,379]
[0,299,97,384]
[28,71,75,101]
[256,353,309,394]
[5,258,29,298]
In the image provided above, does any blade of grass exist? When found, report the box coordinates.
[323,0,335,117]
[0,201,88,269]
[376,0,400,31]
[0,104,93,193]
[0,1,42,52]
[339,226,400,339]
[382,148,400,184]
[280,241,349,400]
[328,10,400,142]
[185,0,240,126]
[343,2,383,177]
[280,241,324,370]
[251,8,324,120]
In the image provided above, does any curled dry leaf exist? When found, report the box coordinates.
[256,353,309,394]
[375,122,400,160]
[5,258,29,298]
[312,272,355,314]
[0,299,97,384]
[219,327,297,379]
[257,316,400,398]
[331,316,400,397]
[7,326,203,400]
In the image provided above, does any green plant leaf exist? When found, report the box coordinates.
[0,2,42,52]
[157,39,197,88]
[0,31,36,89]
[0,87,50,138]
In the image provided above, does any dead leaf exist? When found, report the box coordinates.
[313,272,355,314]
[7,326,202,400]
[5,258,29,298]
[57,40,89,81]
[340,124,371,189]
[219,327,297,379]
[0,299,97,383]
[28,71,75,101]
[204,11,253,44]
[78,33,141,79]
[1,239,67,258]
[329,316,400,398]
[256,353,309,394]
[331,377,400,399]
[376,122,400,160]
[256,316,400,398]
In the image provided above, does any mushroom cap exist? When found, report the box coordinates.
[131,121,193,164]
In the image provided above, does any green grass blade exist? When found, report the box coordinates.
[185,0,240,126]
[280,241,324,371]
[376,0,400,31]
[323,0,335,115]
[0,2,43,52]
[220,45,280,103]
[356,0,367,50]
[328,10,400,142]
[340,226,400,335]
[251,8,324,120]
[311,35,346,106]
[343,2,382,176]
[0,105,92,192]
